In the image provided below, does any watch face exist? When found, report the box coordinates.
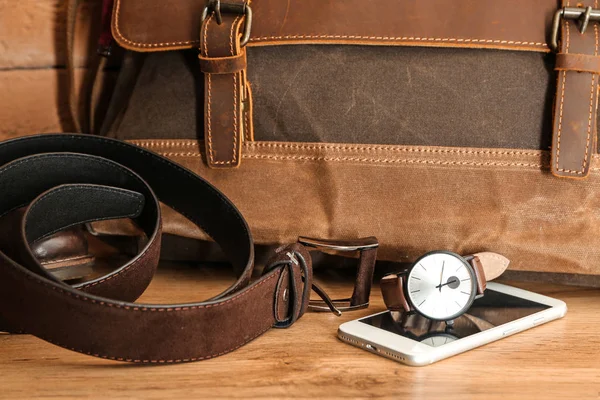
[406,251,477,321]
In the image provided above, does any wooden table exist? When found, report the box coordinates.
[2,262,599,399]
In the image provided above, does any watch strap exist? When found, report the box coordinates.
[471,252,510,281]
[469,255,487,295]
[380,274,411,313]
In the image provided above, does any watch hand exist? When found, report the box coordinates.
[439,261,445,292]
[435,277,459,290]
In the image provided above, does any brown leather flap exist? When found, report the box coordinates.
[112,0,556,53]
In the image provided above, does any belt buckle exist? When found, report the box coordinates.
[551,6,600,50]
[201,0,253,47]
[298,236,379,313]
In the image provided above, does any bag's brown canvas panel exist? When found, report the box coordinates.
[129,139,600,278]
[112,0,556,52]
[104,48,556,150]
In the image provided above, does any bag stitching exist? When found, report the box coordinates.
[131,140,542,157]
[245,142,542,157]
[581,23,598,170]
[249,36,548,47]
[205,16,242,166]
[555,17,570,173]
[153,151,548,169]
[243,155,544,169]
[245,98,251,141]
[112,0,547,49]
[203,14,215,165]
[231,16,241,164]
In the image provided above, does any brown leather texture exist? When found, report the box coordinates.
[471,252,511,281]
[351,247,378,307]
[551,0,600,178]
[128,139,600,279]
[470,256,487,295]
[556,53,600,74]
[200,5,249,168]
[198,52,247,74]
[0,209,94,279]
[380,274,410,312]
[112,0,555,52]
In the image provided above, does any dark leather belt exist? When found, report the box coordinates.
[0,134,377,363]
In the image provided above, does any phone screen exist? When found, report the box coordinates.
[359,289,550,347]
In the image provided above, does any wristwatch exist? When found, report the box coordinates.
[380,251,509,322]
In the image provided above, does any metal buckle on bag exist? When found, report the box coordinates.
[201,0,253,47]
[551,6,600,51]
[298,236,379,313]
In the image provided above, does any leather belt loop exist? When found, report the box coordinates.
[199,0,252,169]
[349,246,378,307]
[199,52,247,74]
[551,1,600,178]
[556,53,600,74]
[264,243,313,328]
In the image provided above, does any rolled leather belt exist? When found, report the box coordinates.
[0,134,376,363]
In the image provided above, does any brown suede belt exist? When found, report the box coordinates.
[0,134,377,363]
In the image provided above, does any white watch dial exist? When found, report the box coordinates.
[407,252,476,321]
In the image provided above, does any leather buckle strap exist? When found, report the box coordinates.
[201,0,253,47]
[551,6,600,50]
[263,244,313,328]
[298,236,378,314]
[199,0,254,169]
[550,1,600,179]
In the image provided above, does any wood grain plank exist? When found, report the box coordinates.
[0,0,103,69]
[0,68,116,139]
[1,263,598,399]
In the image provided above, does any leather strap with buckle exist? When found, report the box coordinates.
[199,0,254,169]
[550,3,600,178]
[0,134,377,363]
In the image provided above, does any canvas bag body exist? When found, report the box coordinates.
[91,0,600,285]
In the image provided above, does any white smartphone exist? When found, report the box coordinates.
[338,282,567,366]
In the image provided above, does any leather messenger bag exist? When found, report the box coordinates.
[82,0,600,285]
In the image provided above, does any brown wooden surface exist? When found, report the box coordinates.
[0,0,101,69]
[0,68,116,140]
[1,262,599,399]
[0,0,114,138]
